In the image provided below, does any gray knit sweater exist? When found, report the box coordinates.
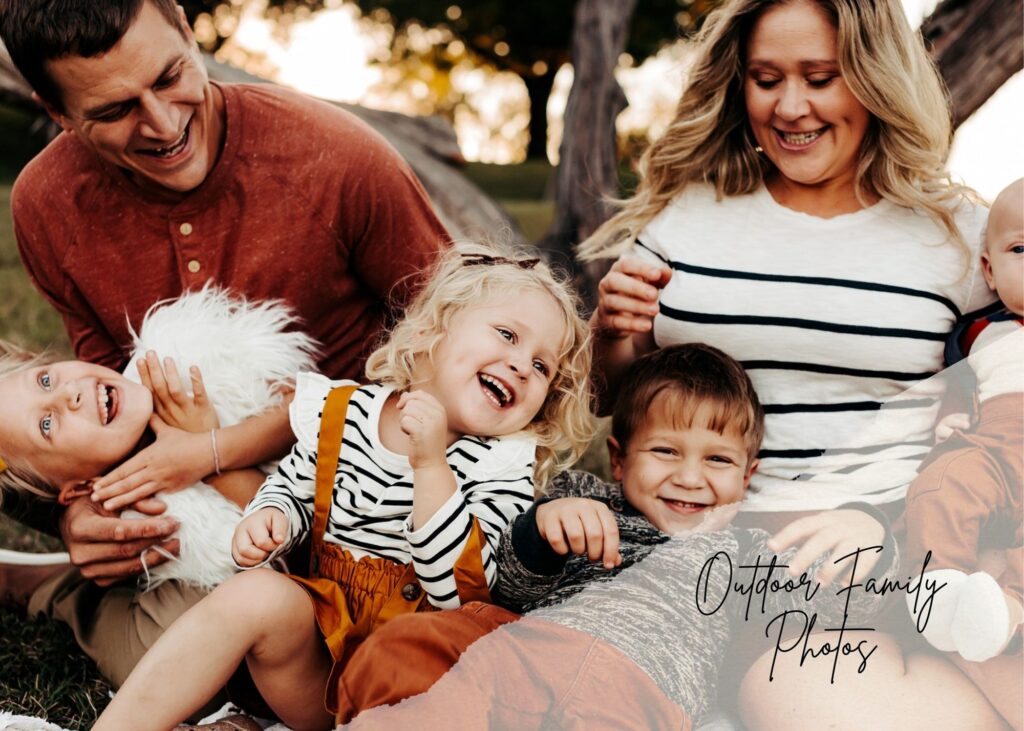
[495,471,899,723]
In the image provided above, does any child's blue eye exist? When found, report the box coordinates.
[39,415,53,439]
[532,360,549,376]
[708,455,734,465]
[497,327,515,342]
[38,372,52,390]
[1011,244,1024,254]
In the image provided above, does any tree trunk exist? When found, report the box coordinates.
[922,0,1023,129]
[523,69,557,161]
[537,0,638,305]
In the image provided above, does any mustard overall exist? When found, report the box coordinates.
[286,385,491,715]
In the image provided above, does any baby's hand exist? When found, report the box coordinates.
[398,390,449,469]
[594,257,672,340]
[536,497,622,569]
[138,351,219,433]
[935,412,971,443]
[768,509,885,588]
[231,507,289,567]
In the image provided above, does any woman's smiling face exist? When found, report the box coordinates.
[744,0,871,197]
[0,361,152,489]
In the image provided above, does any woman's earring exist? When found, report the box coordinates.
[754,145,764,153]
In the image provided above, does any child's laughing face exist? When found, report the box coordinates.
[0,361,152,490]
[609,396,757,534]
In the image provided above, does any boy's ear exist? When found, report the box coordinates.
[57,479,93,506]
[980,250,996,291]
[743,458,760,488]
[607,435,625,482]
[33,92,72,133]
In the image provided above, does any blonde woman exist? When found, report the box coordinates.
[582,0,1008,728]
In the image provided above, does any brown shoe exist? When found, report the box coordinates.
[0,549,70,611]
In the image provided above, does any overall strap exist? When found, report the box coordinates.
[312,385,359,556]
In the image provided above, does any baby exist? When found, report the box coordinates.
[905,178,1024,662]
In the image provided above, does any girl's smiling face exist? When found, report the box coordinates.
[414,287,567,442]
[0,361,152,489]
[744,0,871,199]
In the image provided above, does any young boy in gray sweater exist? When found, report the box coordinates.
[337,344,899,729]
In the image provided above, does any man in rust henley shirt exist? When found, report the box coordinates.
[1,0,448,695]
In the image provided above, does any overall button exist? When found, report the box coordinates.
[401,583,421,601]
[179,222,193,236]
[187,259,201,273]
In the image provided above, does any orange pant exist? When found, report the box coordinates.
[337,602,691,730]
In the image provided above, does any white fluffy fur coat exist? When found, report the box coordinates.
[120,287,318,591]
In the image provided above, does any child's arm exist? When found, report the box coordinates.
[401,423,535,608]
[231,507,290,567]
[91,356,286,510]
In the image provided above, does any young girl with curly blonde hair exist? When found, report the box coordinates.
[95,242,593,731]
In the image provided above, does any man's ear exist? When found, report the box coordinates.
[57,479,93,506]
[743,458,760,488]
[607,435,625,482]
[32,92,72,132]
[176,5,197,43]
[980,250,996,291]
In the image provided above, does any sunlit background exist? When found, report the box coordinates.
[194,0,1023,200]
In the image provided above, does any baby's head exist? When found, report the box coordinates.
[982,178,1024,316]
[365,242,593,484]
[607,343,764,533]
[0,342,153,501]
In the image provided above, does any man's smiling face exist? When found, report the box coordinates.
[43,1,224,195]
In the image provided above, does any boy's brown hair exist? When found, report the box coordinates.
[610,343,764,464]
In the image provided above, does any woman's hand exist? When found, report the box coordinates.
[398,390,449,469]
[593,257,672,340]
[90,417,214,510]
[138,351,219,433]
[232,507,289,567]
[536,497,622,569]
[935,412,971,442]
[768,509,886,588]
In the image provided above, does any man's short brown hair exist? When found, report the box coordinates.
[0,0,184,112]
[611,343,765,464]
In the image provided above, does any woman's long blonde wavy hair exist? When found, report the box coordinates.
[365,242,594,490]
[579,0,975,261]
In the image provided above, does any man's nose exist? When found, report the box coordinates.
[138,92,180,139]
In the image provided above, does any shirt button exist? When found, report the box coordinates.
[187,259,201,273]
[179,222,193,236]
[401,582,422,601]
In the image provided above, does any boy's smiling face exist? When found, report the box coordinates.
[609,394,757,534]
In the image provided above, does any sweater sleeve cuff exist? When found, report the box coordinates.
[511,499,568,576]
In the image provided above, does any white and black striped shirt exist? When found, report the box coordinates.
[632,184,994,511]
[247,373,536,608]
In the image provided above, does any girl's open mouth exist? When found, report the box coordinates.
[97,384,119,425]
[479,373,514,408]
